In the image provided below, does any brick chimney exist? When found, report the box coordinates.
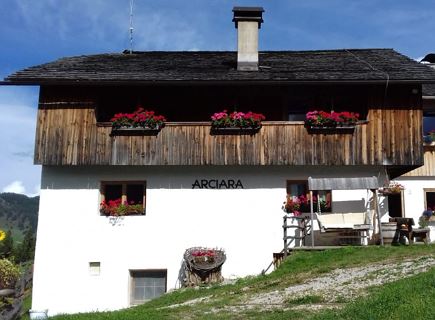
[232,7,264,71]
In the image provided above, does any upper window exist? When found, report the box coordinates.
[130,270,167,305]
[286,180,331,212]
[100,181,146,216]
[423,114,435,135]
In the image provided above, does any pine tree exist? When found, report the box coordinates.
[15,228,35,263]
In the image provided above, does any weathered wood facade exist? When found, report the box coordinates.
[34,85,423,171]
[402,145,435,176]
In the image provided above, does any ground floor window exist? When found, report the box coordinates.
[100,181,146,215]
[130,270,167,305]
[424,189,435,211]
[286,180,331,212]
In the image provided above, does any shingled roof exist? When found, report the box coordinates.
[423,84,435,96]
[4,49,435,85]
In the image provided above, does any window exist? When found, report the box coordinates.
[130,270,167,305]
[89,262,101,276]
[286,180,331,212]
[100,181,146,215]
[424,189,435,211]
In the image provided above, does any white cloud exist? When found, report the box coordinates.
[12,0,219,52]
[3,181,26,194]
[1,181,40,197]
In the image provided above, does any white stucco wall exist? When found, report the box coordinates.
[32,165,387,316]
[395,177,435,241]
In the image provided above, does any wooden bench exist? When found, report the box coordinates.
[389,218,430,245]
[410,228,430,245]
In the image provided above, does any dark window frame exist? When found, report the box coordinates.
[286,180,332,213]
[100,181,147,215]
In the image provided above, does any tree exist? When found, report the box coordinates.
[15,228,35,263]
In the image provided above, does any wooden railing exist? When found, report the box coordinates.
[34,107,423,167]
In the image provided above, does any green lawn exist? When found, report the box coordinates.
[49,245,435,320]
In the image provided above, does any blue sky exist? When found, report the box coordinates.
[0,0,434,195]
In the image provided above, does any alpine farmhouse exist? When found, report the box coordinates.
[2,7,435,316]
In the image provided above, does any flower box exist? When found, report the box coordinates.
[306,125,356,134]
[210,126,261,135]
[305,110,359,134]
[110,126,162,136]
[110,107,166,136]
[100,199,145,216]
[210,110,265,135]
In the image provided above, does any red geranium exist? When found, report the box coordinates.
[305,110,360,127]
[111,107,166,129]
[100,198,144,216]
[211,109,266,128]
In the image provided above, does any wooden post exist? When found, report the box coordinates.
[310,190,314,248]
[283,215,288,258]
[373,189,384,246]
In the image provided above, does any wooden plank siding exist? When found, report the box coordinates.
[34,106,423,166]
[402,145,435,177]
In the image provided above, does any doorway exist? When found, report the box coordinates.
[387,193,403,217]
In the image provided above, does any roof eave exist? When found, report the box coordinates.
[2,79,435,86]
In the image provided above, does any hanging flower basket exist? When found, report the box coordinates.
[378,182,404,195]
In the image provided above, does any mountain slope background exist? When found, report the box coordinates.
[0,192,39,241]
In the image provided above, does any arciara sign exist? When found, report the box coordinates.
[192,179,244,189]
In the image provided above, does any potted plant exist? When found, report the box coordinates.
[423,129,435,144]
[418,210,433,228]
[210,110,266,135]
[110,107,166,136]
[305,110,360,133]
[100,199,144,216]
[378,181,404,195]
[183,247,226,286]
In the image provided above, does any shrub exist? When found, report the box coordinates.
[0,259,20,289]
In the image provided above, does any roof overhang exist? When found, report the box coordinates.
[308,176,381,190]
[2,79,435,87]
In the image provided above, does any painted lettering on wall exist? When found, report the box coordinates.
[192,179,244,189]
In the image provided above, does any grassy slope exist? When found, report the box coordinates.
[310,267,435,320]
[51,245,435,320]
